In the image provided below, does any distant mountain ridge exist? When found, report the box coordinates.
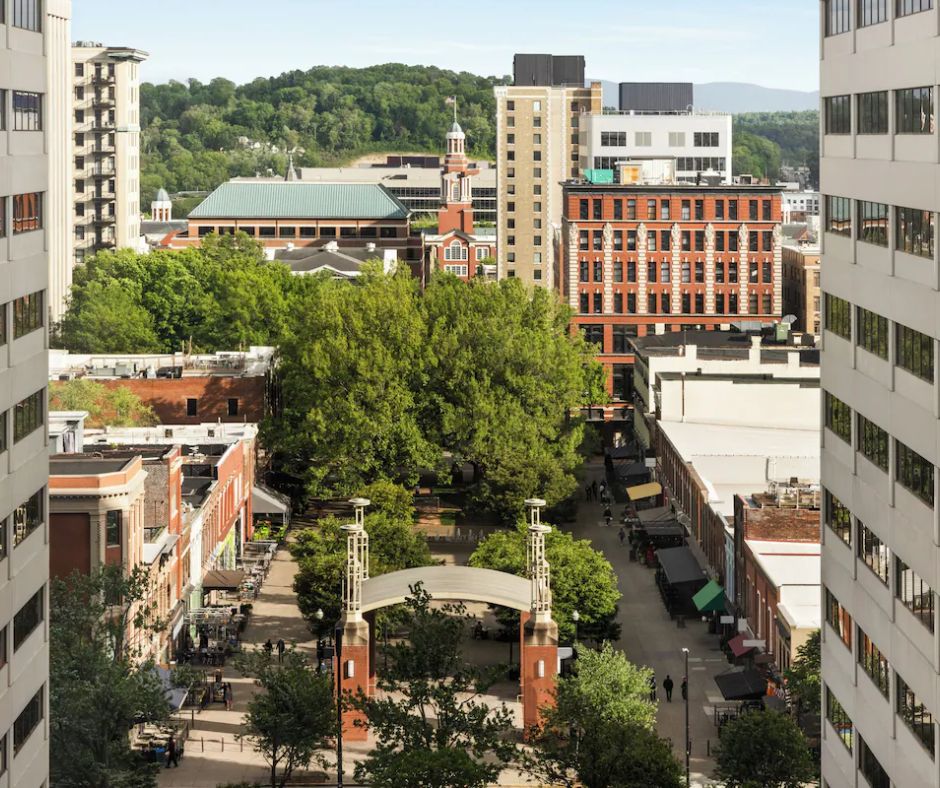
[592,80,819,114]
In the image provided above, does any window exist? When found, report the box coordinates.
[614,261,625,283]
[825,95,851,134]
[825,293,851,339]
[660,261,670,283]
[13,391,42,443]
[13,489,42,548]
[593,293,602,314]
[728,261,738,283]
[826,587,852,647]
[581,325,604,348]
[856,307,888,358]
[857,521,889,584]
[749,200,759,221]
[859,0,888,25]
[826,0,852,34]
[579,293,589,313]
[694,231,705,253]
[826,687,853,751]
[13,688,42,755]
[611,364,631,401]
[661,230,671,251]
[579,200,589,221]
[825,391,852,443]
[857,627,890,696]
[693,132,719,147]
[579,230,589,251]
[225,397,240,417]
[635,131,651,146]
[728,199,738,220]
[681,262,691,283]
[593,200,603,220]
[13,291,42,339]
[612,200,622,220]
[897,206,934,258]
[896,556,935,632]
[660,200,671,220]
[898,0,933,17]
[668,131,685,147]
[646,199,656,220]
[826,196,851,236]
[896,86,934,134]
[897,673,935,756]
[13,0,41,31]
[186,398,198,417]
[859,736,890,788]
[12,192,42,234]
[857,200,888,245]
[600,131,627,147]
[612,325,636,353]
[858,91,888,134]
[897,324,934,382]
[105,510,121,547]
[857,413,889,471]
[12,91,41,131]
[625,293,634,314]
[896,439,935,506]
[13,588,42,650]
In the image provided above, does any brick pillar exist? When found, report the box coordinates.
[637,222,647,314]
[567,221,580,309]
[602,223,613,315]
[705,223,716,315]
[365,610,378,695]
[520,611,558,734]
[738,223,750,316]
[670,223,682,315]
[334,615,371,741]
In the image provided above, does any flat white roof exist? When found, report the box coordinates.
[659,421,819,517]
[752,551,820,587]
[84,422,258,445]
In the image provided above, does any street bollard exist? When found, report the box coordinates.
[201,738,204,752]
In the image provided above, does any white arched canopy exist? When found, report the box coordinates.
[360,565,530,613]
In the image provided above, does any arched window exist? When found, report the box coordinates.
[444,240,467,261]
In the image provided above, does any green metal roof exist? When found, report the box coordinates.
[692,579,726,613]
[189,182,410,221]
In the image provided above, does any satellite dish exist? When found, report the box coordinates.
[782,314,798,325]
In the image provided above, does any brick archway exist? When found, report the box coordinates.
[333,500,558,740]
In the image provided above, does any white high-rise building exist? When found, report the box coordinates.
[820,2,940,787]
[0,0,67,785]
[71,43,148,272]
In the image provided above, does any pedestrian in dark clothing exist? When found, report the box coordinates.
[663,675,674,702]
[165,735,179,768]
[681,676,688,701]
[264,638,273,657]
[591,480,598,499]
[276,638,286,662]
[618,527,626,545]
[225,682,233,710]
[648,674,657,701]
[585,484,591,501]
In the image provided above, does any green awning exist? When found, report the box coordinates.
[693,579,725,612]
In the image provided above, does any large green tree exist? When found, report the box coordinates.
[713,710,816,788]
[526,643,679,788]
[785,629,820,720]
[468,524,620,642]
[351,586,518,788]
[50,566,169,788]
[291,480,434,629]
[236,649,335,788]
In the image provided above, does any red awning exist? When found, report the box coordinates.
[728,634,755,658]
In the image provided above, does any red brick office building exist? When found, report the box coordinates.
[561,183,783,416]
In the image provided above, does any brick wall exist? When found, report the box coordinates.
[100,376,266,424]
[50,512,91,579]
[740,504,820,542]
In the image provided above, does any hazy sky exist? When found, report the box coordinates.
[73,0,819,91]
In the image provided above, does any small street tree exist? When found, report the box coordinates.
[785,629,820,719]
[351,585,518,788]
[469,524,620,642]
[713,709,816,788]
[50,566,169,788]
[237,650,335,788]
[526,642,680,788]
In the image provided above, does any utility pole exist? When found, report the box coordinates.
[682,647,690,787]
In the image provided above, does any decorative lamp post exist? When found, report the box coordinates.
[572,609,580,644]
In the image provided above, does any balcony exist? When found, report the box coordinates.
[73,212,94,226]
[93,141,115,154]
[92,189,116,201]
[92,91,115,107]
[91,71,115,86]
[93,213,116,225]
[91,164,115,178]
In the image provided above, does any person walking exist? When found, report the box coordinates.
[225,682,234,710]
[663,674,674,702]
[591,480,598,500]
[618,527,626,546]
[276,638,286,663]
[585,484,591,502]
[681,676,688,701]
[165,734,179,768]
[264,638,273,657]
[648,673,657,702]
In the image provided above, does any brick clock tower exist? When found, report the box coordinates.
[422,107,496,281]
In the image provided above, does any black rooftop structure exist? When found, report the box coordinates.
[619,82,693,112]
[513,54,585,87]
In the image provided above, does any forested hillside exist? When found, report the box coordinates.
[139,64,819,210]
[140,64,508,207]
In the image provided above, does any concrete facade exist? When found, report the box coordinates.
[820,2,940,786]
[0,1,66,784]
[580,112,732,184]
[71,43,147,267]
[782,242,821,335]
[494,79,603,287]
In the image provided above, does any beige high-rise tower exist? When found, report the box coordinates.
[494,55,602,287]
[71,43,148,270]
[0,0,70,784]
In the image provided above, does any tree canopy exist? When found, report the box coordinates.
[784,629,820,720]
[713,710,816,788]
[50,379,158,428]
[50,566,169,788]
[468,524,620,642]
[733,111,818,184]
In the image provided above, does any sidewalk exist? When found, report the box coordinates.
[159,543,324,787]
[570,459,725,787]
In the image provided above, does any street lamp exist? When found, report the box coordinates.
[572,610,580,643]
[315,609,324,671]
[682,647,690,788]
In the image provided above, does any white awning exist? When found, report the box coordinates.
[252,485,289,516]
